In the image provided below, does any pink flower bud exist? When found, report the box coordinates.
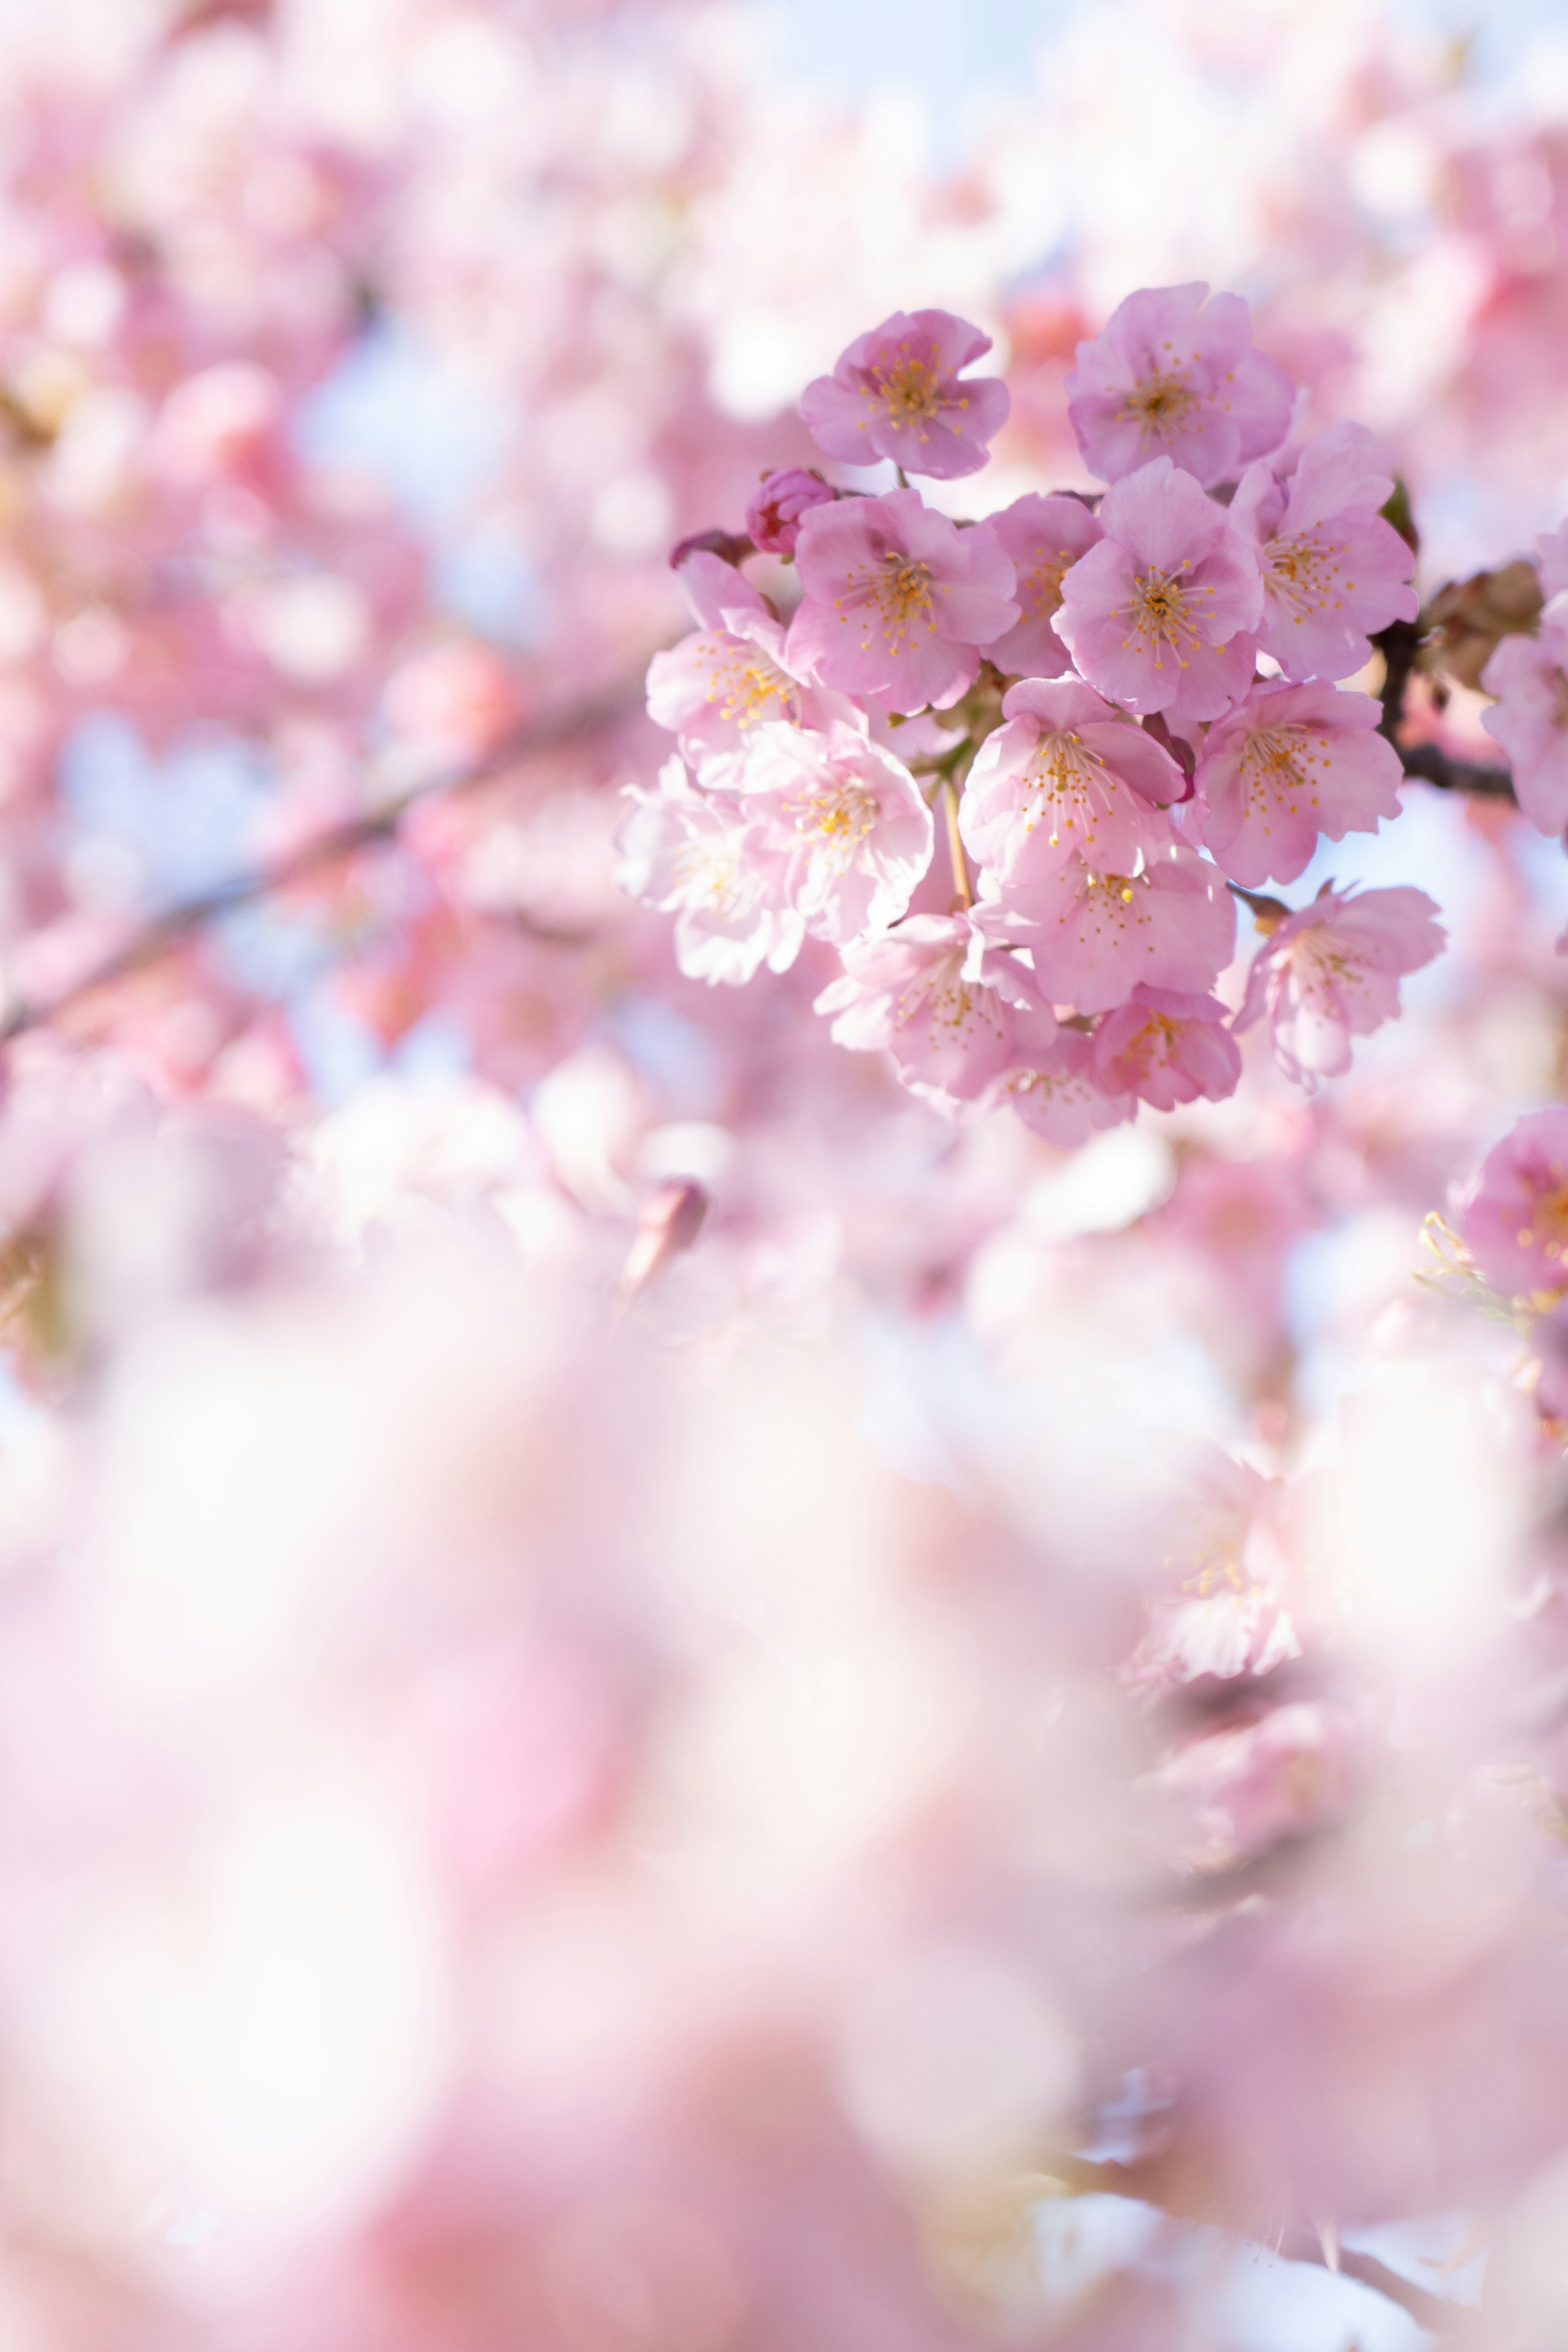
[745,468,835,557]
[619,1177,710,1298]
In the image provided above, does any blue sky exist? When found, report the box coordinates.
[771,0,1568,150]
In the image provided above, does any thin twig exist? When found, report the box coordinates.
[0,677,647,1048]
[941,776,973,909]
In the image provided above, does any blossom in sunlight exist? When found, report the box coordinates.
[614,757,802,984]
[815,907,1056,1106]
[730,718,933,944]
[1457,1107,1568,1297]
[1064,282,1294,488]
[1481,596,1568,834]
[959,675,1184,882]
[1000,838,1235,1013]
[1053,457,1263,720]
[646,550,839,773]
[993,1027,1131,1143]
[1230,424,1419,682]
[1192,678,1404,886]
[1089,984,1241,1110]
[788,488,1018,715]
[1234,882,1444,1087]
[984,492,1104,677]
[800,308,1009,479]
[745,466,836,557]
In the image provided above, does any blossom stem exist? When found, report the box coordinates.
[941,776,973,908]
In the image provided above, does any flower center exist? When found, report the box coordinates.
[785,778,878,866]
[1120,368,1199,437]
[709,641,795,732]
[870,353,944,427]
[1517,1174,1568,1261]
[1124,565,1211,668]
[1265,527,1352,623]
[1238,724,1327,816]
[673,835,748,915]
[1022,729,1112,847]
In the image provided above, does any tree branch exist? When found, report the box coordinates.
[0,676,648,1049]
[1375,616,1517,802]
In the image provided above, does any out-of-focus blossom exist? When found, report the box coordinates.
[1457,1108,1568,1296]
[1064,282,1293,488]
[984,492,1104,678]
[959,676,1183,882]
[800,309,1009,479]
[1482,597,1568,834]
[788,488,1018,715]
[1230,424,1418,683]
[614,757,803,985]
[1053,457,1263,720]
[815,908,1055,1106]
[744,466,836,557]
[1090,984,1241,1110]
[1234,881,1445,1087]
[1193,679,1404,886]
[731,719,933,944]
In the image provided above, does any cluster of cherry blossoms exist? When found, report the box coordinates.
[621,287,1450,1141]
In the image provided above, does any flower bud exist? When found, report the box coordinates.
[744,468,835,558]
[619,1178,709,1299]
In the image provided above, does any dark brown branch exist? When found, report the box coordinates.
[0,677,647,1049]
[1374,616,1517,802]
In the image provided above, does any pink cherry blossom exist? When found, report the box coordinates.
[1054,458,1263,722]
[1234,882,1445,1088]
[787,488,1018,716]
[1481,596,1568,834]
[744,467,836,557]
[614,756,802,986]
[1064,282,1294,489]
[646,550,836,773]
[959,676,1183,883]
[815,908,1055,1107]
[1192,679,1404,886]
[1230,425,1419,682]
[992,1028,1131,1144]
[1090,984,1242,1110]
[800,309,1009,480]
[729,719,933,944]
[983,492,1103,677]
[998,838,1236,1014]
[1457,1108,1568,1296]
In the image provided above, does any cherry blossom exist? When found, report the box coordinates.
[1192,679,1405,886]
[1089,984,1242,1110]
[1053,457,1263,721]
[614,757,802,985]
[1457,1108,1568,1297]
[993,1027,1131,1143]
[959,675,1183,882]
[1234,882,1445,1087]
[800,308,1010,479]
[729,719,933,944]
[646,550,835,773]
[787,487,1018,715]
[984,492,1104,678]
[1481,596,1568,835]
[1064,282,1294,488]
[815,907,1056,1106]
[1000,838,1236,1013]
[1230,425,1419,682]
